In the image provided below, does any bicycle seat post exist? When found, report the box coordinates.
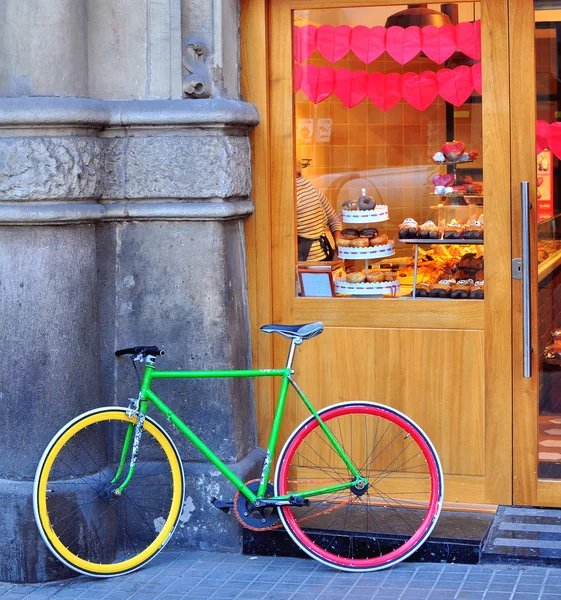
[286,337,302,370]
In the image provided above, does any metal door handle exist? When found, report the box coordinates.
[521,181,532,378]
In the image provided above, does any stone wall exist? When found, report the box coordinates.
[0,0,261,584]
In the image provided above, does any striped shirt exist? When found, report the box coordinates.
[296,176,342,261]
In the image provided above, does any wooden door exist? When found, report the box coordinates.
[511,1,561,506]
[244,0,512,506]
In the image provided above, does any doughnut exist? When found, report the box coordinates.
[370,234,389,246]
[347,272,366,283]
[342,201,358,211]
[341,228,360,240]
[351,238,370,248]
[337,238,352,247]
[366,272,386,283]
[357,194,376,211]
[360,228,379,239]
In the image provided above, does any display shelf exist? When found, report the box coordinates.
[399,238,484,245]
[342,206,389,223]
[334,277,400,296]
[337,241,394,259]
[538,249,561,282]
[432,159,475,166]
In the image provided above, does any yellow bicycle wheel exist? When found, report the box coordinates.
[34,407,184,577]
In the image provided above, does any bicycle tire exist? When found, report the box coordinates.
[34,407,185,577]
[274,401,443,571]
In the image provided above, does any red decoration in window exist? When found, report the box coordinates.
[548,122,561,161]
[471,62,482,95]
[350,26,386,63]
[300,65,334,104]
[421,24,457,64]
[334,69,368,108]
[536,120,549,155]
[293,21,481,65]
[401,71,438,110]
[386,25,422,65]
[293,25,317,63]
[368,72,402,111]
[436,66,473,107]
[317,25,352,63]
[293,63,302,92]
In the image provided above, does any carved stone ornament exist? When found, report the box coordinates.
[182,40,214,99]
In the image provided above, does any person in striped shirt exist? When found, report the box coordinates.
[296,161,342,261]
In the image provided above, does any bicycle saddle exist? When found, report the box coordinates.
[260,322,323,340]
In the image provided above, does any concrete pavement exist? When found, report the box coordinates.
[2,551,561,600]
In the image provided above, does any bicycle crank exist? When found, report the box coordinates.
[233,480,281,531]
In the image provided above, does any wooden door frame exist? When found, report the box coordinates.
[242,0,513,505]
[510,0,561,506]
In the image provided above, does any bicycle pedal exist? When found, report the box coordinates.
[211,497,234,514]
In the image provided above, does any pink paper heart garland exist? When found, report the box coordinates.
[422,24,457,64]
[317,25,352,63]
[402,71,438,110]
[334,69,368,108]
[300,65,334,104]
[368,72,402,111]
[350,26,386,63]
[537,120,550,155]
[436,65,474,106]
[386,25,422,64]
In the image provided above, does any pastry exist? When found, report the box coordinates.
[398,218,419,239]
[337,238,352,247]
[452,185,467,194]
[370,234,389,246]
[432,152,445,163]
[360,228,379,239]
[357,188,376,211]
[346,271,366,284]
[351,238,370,248]
[468,149,480,160]
[366,271,386,283]
[469,281,484,299]
[418,221,440,239]
[456,174,473,185]
[457,254,484,271]
[415,282,431,297]
[464,221,484,240]
[342,201,358,211]
[430,279,453,298]
[459,153,470,162]
[538,249,550,263]
[465,183,483,195]
[449,279,472,299]
[441,140,466,162]
[443,220,464,239]
[341,228,360,240]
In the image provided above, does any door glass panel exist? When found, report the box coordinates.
[535,6,561,478]
[293,4,484,299]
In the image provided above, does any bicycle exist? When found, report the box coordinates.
[34,321,443,577]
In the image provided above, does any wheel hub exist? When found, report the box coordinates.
[350,479,369,497]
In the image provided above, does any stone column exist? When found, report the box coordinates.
[0,0,261,584]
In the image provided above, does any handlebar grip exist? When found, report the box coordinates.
[115,346,164,357]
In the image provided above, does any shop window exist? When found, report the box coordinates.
[293,4,484,300]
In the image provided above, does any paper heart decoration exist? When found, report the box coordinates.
[350,26,386,63]
[471,62,482,95]
[367,72,402,112]
[421,24,456,64]
[456,21,481,60]
[548,122,561,161]
[436,66,474,106]
[386,26,422,64]
[300,65,334,104]
[432,174,454,187]
[537,177,544,187]
[536,120,549,155]
[317,25,352,63]
[401,71,438,111]
[334,69,368,108]
[293,63,302,92]
[294,25,317,63]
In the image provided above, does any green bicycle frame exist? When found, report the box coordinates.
[114,351,365,504]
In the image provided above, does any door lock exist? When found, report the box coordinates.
[512,258,522,280]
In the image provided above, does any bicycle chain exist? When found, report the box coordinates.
[232,479,358,532]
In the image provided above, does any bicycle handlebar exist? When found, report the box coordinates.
[115,346,164,357]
